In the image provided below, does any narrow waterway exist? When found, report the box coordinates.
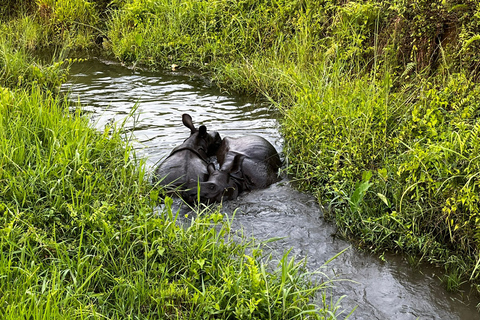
[62,58,479,320]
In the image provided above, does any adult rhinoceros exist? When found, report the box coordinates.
[154,114,221,198]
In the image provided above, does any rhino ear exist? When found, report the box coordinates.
[182,114,195,133]
[207,163,215,175]
[230,154,245,173]
[199,125,207,137]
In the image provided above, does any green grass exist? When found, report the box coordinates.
[0,84,345,319]
[4,0,480,307]
[279,61,480,291]
[0,32,72,91]
[1,0,102,52]
[104,0,480,293]
[0,9,347,315]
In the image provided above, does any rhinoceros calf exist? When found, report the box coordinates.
[185,135,282,203]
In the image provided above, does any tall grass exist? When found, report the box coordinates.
[105,0,480,293]
[279,58,480,291]
[107,0,332,71]
[0,84,345,318]
[0,0,102,53]
[0,0,35,20]
[0,32,71,91]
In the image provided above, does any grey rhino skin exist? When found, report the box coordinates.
[186,135,282,203]
[154,114,221,199]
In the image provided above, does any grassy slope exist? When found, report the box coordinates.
[0,2,344,319]
[105,0,480,292]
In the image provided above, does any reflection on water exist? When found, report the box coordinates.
[62,58,479,320]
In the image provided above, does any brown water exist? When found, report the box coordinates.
[62,58,480,320]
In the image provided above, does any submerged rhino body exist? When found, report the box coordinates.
[186,135,282,203]
[154,114,221,197]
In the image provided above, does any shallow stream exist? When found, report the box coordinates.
[62,58,479,320]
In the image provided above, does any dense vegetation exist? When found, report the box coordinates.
[0,1,345,319]
[105,0,480,293]
[2,0,480,315]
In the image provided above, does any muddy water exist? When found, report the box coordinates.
[62,59,479,319]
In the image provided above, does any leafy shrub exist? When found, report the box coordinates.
[392,73,480,259]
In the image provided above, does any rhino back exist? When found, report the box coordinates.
[155,151,209,188]
[219,136,281,191]
[219,136,280,166]
[239,157,280,190]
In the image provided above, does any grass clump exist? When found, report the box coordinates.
[0,36,72,91]
[107,0,330,71]
[1,0,103,52]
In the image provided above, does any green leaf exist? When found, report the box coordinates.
[135,34,144,46]
[376,193,389,207]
